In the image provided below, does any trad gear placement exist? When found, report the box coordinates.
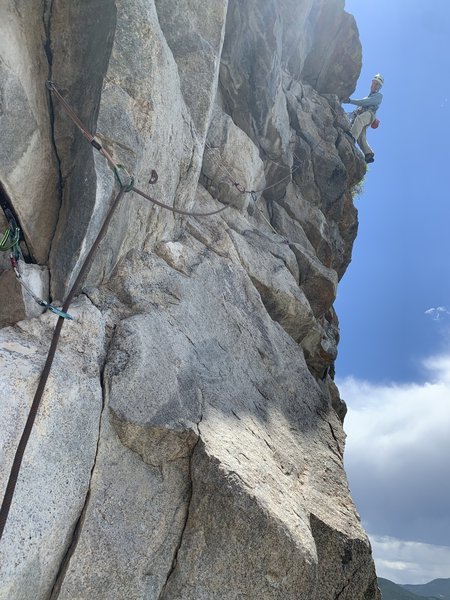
[343,73,384,164]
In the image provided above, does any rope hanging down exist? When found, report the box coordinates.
[0,182,131,542]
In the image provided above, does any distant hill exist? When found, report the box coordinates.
[403,579,450,599]
[378,578,438,600]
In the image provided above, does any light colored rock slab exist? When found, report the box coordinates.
[0,297,105,600]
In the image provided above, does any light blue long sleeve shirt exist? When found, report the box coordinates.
[349,91,383,113]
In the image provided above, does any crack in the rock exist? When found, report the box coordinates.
[255,384,271,403]
[185,220,231,260]
[268,247,296,276]
[328,421,344,458]
[157,420,203,600]
[42,0,54,69]
[315,409,344,461]
[334,560,366,600]
[169,118,200,221]
[42,0,63,213]
[48,350,108,599]
[326,441,343,463]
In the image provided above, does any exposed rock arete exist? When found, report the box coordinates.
[0,1,380,598]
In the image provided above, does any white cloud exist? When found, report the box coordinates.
[336,353,450,579]
[425,306,450,320]
[340,358,450,465]
[371,535,450,584]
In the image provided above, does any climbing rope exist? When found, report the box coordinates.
[203,140,301,197]
[0,178,131,541]
[203,141,296,243]
[46,81,230,217]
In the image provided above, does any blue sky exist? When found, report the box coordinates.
[335,0,450,585]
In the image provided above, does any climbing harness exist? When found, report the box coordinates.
[347,107,379,130]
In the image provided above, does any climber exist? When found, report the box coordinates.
[343,74,384,164]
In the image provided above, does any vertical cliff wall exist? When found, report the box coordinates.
[0,1,379,598]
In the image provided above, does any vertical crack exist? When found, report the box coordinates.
[42,0,63,213]
[43,0,54,68]
[42,0,64,299]
[48,355,108,599]
[158,413,203,600]
[334,561,366,600]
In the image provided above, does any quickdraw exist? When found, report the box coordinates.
[0,226,20,252]
[10,255,73,320]
[0,217,73,320]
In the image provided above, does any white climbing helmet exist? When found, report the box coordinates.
[372,73,384,87]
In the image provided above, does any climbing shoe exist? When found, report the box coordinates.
[365,153,375,164]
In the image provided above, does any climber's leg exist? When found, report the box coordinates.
[350,110,372,144]
[358,127,374,160]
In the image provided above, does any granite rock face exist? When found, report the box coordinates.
[0,1,380,599]
[0,298,105,600]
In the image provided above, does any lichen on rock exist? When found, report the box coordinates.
[0,1,380,599]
